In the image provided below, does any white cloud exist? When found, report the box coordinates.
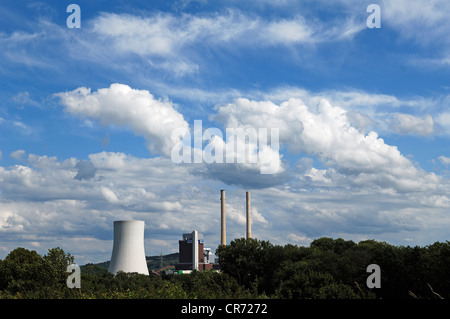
[438,155,450,165]
[101,187,119,204]
[84,9,364,76]
[262,17,314,44]
[305,167,333,184]
[0,151,204,261]
[10,150,26,160]
[436,112,450,133]
[389,113,435,136]
[92,9,363,49]
[381,0,450,45]
[56,84,283,185]
[56,83,189,157]
[0,147,448,264]
[239,86,450,139]
[287,233,312,246]
[0,7,365,80]
[92,13,183,56]
[213,96,440,192]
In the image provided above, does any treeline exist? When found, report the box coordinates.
[0,237,449,299]
[217,237,450,299]
[0,247,255,299]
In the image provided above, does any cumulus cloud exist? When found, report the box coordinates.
[0,150,281,261]
[0,152,192,259]
[213,97,440,192]
[56,84,286,187]
[227,86,450,140]
[56,83,189,157]
[195,124,286,182]
[0,147,448,264]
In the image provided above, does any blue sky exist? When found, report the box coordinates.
[1,0,450,264]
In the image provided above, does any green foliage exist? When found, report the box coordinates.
[1,238,449,299]
[167,270,257,299]
[0,247,75,298]
[217,237,450,299]
[0,247,47,294]
[216,238,283,295]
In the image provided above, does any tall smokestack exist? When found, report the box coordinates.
[246,191,251,239]
[221,190,226,246]
[192,230,199,271]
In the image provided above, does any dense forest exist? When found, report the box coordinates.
[0,237,449,299]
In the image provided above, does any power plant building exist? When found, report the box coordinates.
[175,230,219,271]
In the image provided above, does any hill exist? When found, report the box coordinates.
[81,252,179,272]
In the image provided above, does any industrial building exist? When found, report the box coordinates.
[175,230,220,272]
[174,190,251,273]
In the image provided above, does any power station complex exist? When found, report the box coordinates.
[107,190,252,275]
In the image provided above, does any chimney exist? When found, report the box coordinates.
[246,191,251,239]
[221,190,226,246]
[192,230,199,271]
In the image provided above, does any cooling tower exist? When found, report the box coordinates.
[108,220,149,275]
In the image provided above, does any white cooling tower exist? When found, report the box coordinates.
[108,220,149,275]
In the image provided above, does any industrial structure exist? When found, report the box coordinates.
[107,190,253,275]
[246,191,251,239]
[221,189,226,246]
[174,190,252,273]
[108,220,149,275]
[220,189,252,245]
[175,230,219,272]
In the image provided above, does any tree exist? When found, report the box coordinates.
[274,260,359,299]
[0,247,76,297]
[216,238,282,294]
[0,247,47,294]
[44,247,75,289]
